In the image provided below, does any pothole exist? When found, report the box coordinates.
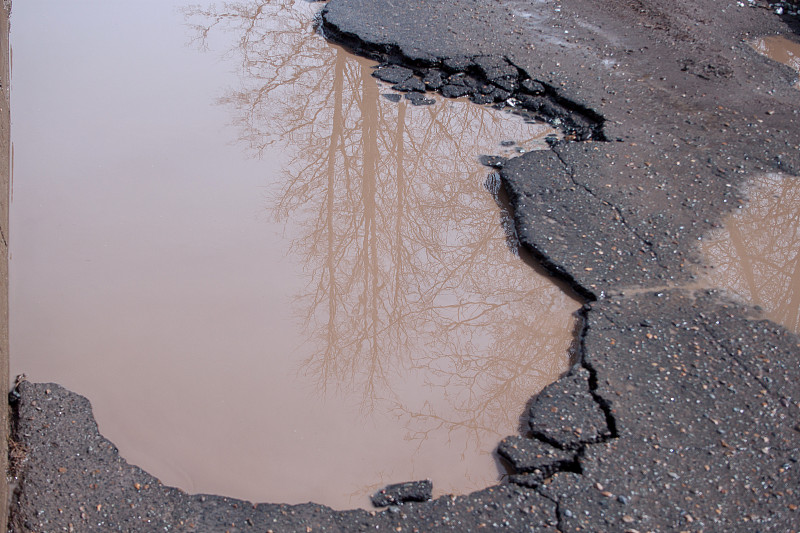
[10,0,581,509]
[698,172,800,333]
[751,35,800,89]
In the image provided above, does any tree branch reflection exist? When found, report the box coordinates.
[185,0,578,450]
[702,173,800,333]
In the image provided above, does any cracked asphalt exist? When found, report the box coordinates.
[9,0,800,531]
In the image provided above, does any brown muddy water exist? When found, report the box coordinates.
[9,0,580,509]
[700,173,800,334]
[752,35,800,88]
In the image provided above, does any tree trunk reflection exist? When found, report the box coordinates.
[185,0,578,453]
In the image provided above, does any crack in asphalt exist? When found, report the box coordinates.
[503,304,619,491]
[315,27,639,492]
[536,487,564,531]
[549,143,669,273]
[578,369,620,441]
[500,186,602,304]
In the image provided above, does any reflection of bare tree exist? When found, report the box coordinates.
[185,0,577,448]
[702,173,800,333]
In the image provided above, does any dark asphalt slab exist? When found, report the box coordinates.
[9,0,800,531]
[322,0,800,296]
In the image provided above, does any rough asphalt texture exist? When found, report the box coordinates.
[9,0,800,531]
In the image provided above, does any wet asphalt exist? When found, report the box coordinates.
[9,0,800,531]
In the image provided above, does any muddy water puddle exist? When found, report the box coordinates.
[10,0,580,509]
[752,35,800,88]
[699,173,800,333]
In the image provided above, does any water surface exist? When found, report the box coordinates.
[10,0,579,508]
[752,35,800,88]
[700,173,800,333]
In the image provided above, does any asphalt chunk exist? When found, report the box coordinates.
[372,65,414,84]
[371,480,432,507]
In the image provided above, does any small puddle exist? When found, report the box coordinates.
[751,35,800,88]
[10,0,580,509]
[699,173,800,333]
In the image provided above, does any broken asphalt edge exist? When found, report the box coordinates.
[318,8,607,145]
